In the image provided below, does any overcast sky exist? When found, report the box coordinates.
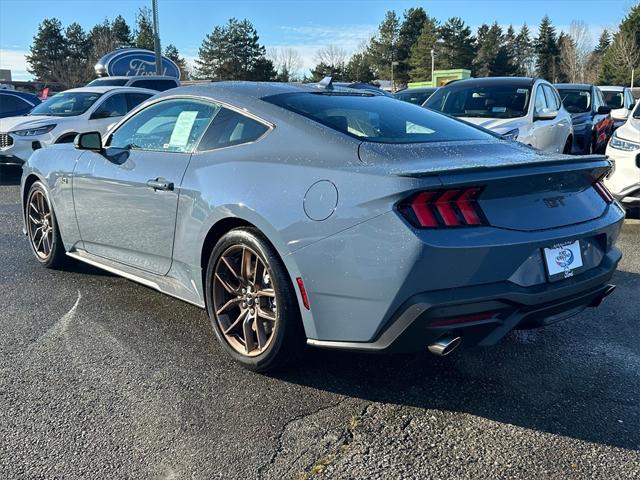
[0,0,634,80]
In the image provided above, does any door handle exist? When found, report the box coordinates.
[146,177,174,191]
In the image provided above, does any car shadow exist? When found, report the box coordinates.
[0,166,22,186]
[272,269,640,451]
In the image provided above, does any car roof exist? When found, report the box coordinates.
[555,83,593,90]
[58,86,157,94]
[395,87,436,93]
[439,77,538,89]
[598,85,625,92]
[0,89,40,101]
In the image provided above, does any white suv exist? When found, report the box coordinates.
[424,77,573,153]
[600,86,637,129]
[605,100,640,210]
[0,86,154,166]
[86,75,180,92]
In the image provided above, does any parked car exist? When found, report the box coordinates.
[600,86,637,129]
[393,87,437,105]
[604,99,640,211]
[21,82,623,371]
[0,90,40,118]
[86,75,180,92]
[424,77,573,154]
[555,83,614,154]
[0,86,154,166]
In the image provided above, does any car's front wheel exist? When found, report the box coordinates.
[25,181,67,268]
[205,227,303,372]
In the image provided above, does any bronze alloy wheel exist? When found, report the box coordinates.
[27,189,54,260]
[212,245,278,357]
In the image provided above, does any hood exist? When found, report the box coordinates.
[614,118,640,142]
[0,115,61,133]
[456,116,525,134]
[570,111,592,125]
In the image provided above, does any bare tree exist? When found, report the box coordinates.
[569,21,591,82]
[610,31,640,87]
[268,47,303,81]
[314,45,347,67]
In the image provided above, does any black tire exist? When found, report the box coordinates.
[25,181,67,268]
[205,227,304,372]
[562,136,573,154]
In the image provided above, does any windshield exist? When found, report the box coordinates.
[558,89,591,113]
[425,85,531,119]
[30,92,103,117]
[86,78,128,87]
[263,92,493,144]
[394,90,435,105]
[602,91,624,109]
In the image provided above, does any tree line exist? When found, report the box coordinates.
[26,4,640,89]
[26,7,189,87]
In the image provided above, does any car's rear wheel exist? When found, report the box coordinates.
[205,228,303,372]
[25,181,67,268]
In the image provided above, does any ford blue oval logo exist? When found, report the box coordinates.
[95,48,180,79]
[555,249,574,268]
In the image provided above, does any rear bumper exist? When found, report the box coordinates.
[308,247,622,353]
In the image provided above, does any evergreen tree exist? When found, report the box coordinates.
[345,52,375,83]
[112,15,133,47]
[309,62,347,82]
[438,17,475,70]
[63,23,91,85]
[195,18,275,80]
[164,44,189,80]
[503,24,518,73]
[408,19,440,81]
[584,30,610,83]
[396,8,428,86]
[26,18,67,82]
[473,23,503,76]
[535,15,560,81]
[367,11,401,83]
[135,7,155,50]
[556,32,573,82]
[600,5,640,85]
[514,23,535,76]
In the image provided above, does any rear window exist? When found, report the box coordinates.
[263,92,492,144]
[130,79,178,91]
[602,90,624,109]
[425,84,531,119]
[394,90,435,105]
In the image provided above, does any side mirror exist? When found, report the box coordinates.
[629,101,637,110]
[90,111,112,120]
[534,108,558,121]
[74,131,102,151]
[597,106,611,114]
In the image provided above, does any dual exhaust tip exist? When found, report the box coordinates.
[428,336,462,356]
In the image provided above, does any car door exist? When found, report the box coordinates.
[592,88,607,149]
[531,85,555,151]
[542,84,569,153]
[73,98,219,275]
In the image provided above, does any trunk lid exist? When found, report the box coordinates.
[359,140,612,232]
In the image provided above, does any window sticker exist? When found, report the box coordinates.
[492,106,507,113]
[579,91,589,96]
[517,88,528,94]
[168,111,198,147]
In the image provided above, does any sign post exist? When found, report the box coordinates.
[152,0,162,76]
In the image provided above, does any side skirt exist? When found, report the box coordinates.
[66,249,206,309]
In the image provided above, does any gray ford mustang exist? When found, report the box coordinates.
[21,81,624,371]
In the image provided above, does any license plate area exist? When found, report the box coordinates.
[542,240,584,282]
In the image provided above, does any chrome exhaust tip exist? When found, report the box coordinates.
[428,336,462,356]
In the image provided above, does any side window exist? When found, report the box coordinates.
[626,90,636,108]
[109,99,219,153]
[534,86,548,113]
[196,107,270,151]
[0,95,30,115]
[92,93,128,119]
[593,89,602,109]
[125,92,152,112]
[130,79,178,91]
[542,85,560,110]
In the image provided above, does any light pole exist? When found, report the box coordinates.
[430,48,435,86]
[391,61,399,92]
[152,0,162,75]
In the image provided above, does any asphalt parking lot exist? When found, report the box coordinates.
[1,166,639,479]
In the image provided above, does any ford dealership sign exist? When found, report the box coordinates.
[95,48,180,79]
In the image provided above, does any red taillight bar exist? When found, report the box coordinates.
[593,180,614,204]
[400,187,487,228]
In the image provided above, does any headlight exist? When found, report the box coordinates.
[502,128,519,141]
[609,131,640,152]
[11,124,57,136]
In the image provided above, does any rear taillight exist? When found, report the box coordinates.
[399,187,487,228]
[593,180,614,204]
